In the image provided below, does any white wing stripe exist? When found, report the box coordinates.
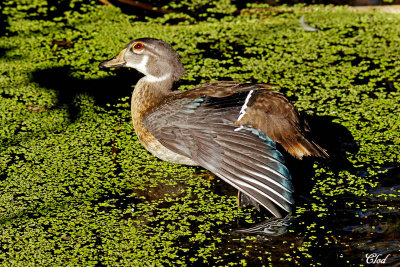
[222,163,293,203]
[236,89,254,121]
[216,172,290,212]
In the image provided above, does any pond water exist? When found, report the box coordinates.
[232,167,400,265]
[130,166,400,265]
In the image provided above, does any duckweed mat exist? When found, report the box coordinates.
[1,1,399,266]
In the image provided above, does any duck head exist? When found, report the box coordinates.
[99,38,186,83]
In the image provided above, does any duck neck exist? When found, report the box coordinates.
[131,75,174,123]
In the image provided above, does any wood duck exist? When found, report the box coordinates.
[99,38,328,218]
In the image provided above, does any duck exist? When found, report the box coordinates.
[99,38,328,218]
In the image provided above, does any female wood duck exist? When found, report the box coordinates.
[99,38,328,218]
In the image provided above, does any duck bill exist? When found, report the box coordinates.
[99,48,127,69]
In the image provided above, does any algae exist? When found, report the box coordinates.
[0,1,399,265]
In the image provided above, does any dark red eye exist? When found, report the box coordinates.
[133,42,144,50]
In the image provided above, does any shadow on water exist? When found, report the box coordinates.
[31,67,142,121]
[284,114,359,202]
[0,47,8,58]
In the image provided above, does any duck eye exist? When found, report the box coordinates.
[133,42,144,50]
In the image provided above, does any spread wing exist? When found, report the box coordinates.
[143,90,294,217]
[169,81,328,159]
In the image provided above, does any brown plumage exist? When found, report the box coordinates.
[99,38,328,218]
[151,81,327,160]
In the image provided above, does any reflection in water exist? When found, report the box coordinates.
[224,167,400,265]
[233,214,293,236]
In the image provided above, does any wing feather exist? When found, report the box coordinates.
[141,85,324,217]
[216,167,291,215]
[213,143,291,187]
[221,152,293,193]
[222,159,293,202]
